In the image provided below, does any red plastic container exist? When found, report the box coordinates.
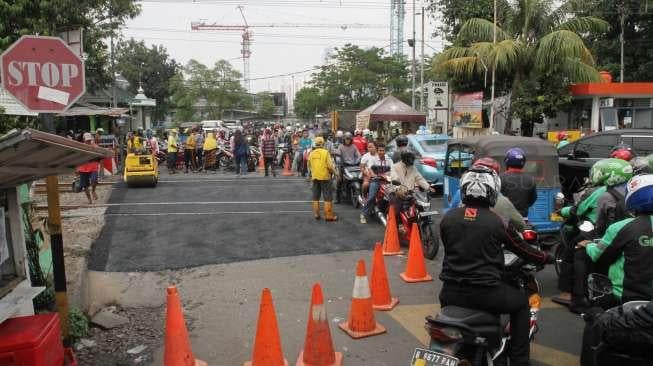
[0,313,65,366]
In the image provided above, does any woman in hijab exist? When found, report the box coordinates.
[202,132,218,173]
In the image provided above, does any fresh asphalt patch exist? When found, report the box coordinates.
[89,172,387,272]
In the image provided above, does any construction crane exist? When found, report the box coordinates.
[191,7,386,92]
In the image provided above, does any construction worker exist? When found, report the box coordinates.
[308,136,338,221]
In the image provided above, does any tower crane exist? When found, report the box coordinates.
[190,7,386,92]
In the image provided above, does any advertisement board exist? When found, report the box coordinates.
[452,92,483,129]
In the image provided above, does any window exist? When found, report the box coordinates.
[621,135,653,155]
[445,144,474,178]
[522,160,545,183]
[418,139,448,153]
[573,134,618,158]
[558,142,574,156]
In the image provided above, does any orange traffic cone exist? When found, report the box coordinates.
[282,155,294,176]
[258,154,265,172]
[296,283,343,366]
[338,260,386,339]
[164,286,207,366]
[400,223,434,283]
[371,243,399,311]
[244,288,289,366]
[382,206,403,256]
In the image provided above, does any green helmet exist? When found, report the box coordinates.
[590,158,633,187]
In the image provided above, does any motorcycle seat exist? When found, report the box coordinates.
[437,306,500,326]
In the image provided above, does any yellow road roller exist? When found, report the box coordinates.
[123,152,158,187]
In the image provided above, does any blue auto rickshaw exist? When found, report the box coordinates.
[442,135,562,245]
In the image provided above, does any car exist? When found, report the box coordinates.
[386,134,450,185]
[558,128,653,197]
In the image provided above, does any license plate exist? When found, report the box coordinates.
[450,161,462,168]
[411,348,459,366]
[550,213,563,222]
[420,211,439,217]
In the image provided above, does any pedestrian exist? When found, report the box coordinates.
[308,136,338,221]
[298,129,312,177]
[195,129,205,169]
[167,129,179,174]
[184,128,196,173]
[77,132,100,204]
[260,128,277,177]
[232,129,249,177]
[203,131,218,173]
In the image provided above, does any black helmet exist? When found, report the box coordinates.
[396,135,409,147]
[400,151,416,166]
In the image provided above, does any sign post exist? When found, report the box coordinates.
[1,35,85,340]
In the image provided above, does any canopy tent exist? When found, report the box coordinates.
[355,95,426,130]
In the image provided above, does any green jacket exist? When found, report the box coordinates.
[560,186,607,224]
[586,217,634,298]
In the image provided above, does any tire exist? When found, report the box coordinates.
[350,186,360,208]
[420,221,439,260]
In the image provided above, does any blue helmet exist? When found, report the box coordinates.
[504,147,526,168]
[626,174,653,213]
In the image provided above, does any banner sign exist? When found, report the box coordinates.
[452,92,483,129]
[428,81,449,109]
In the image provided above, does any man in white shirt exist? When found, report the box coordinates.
[360,141,393,223]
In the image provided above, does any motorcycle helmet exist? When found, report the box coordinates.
[363,128,371,137]
[557,131,568,141]
[336,130,344,138]
[145,129,153,138]
[504,147,526,168]
[473,157,501,174]
[344,132,353,140]
[396,135,409,147]
[354,129,362,136]
[400,151,416,166]
[590,158,633,187]
[626,174,653,213]
[630,156,653,175]
[610,145,634,161]
[460,166,499,207]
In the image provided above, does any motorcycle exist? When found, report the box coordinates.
[581,273,651,366]
[248,145,261,172]
[217,144,234,170]
[276,142,291,167]
[425,230,543,366]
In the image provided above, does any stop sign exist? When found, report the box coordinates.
[1,35,85,113]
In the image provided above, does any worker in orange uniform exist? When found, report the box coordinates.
[308,136,338,221]
[77,133,101,204]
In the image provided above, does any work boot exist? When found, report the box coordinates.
[312,201,321,220]
[324,201,338,221]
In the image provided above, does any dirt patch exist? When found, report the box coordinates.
[74,306,166,366]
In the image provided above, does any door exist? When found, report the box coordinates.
[443,144,475,211]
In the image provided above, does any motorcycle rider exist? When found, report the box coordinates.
[308,136,338,221]
[260,128,277,177]
[557,131,570,150]
[500,147,538,217]
[577,174,653,308]
[334,132,361,204]
[145,129,159,155]
[391,135,409,163]
[610,145,634,161]
[352,129,368,155]
[360,142,392,224]
[439,166,552,366]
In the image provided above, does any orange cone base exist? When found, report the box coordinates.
[337,321,386,339]
[244,359,289,366]
[373,297,399,311]
[195,360,208,366]
[399,272,433,283]
[295,351,344,366]
[282,171,294,176]
[382,249,403,256]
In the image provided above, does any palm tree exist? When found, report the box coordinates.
[435,0,609,134]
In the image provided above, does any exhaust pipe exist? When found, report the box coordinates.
[376,210,387,226]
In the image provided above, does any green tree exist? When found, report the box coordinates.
[256,92,276,118]
[170,59,251,122]
[293,44,410,121]
[115,39,179,121]
[427,0,511,42]
[434,0,609,135]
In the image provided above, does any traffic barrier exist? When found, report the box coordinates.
[382,206,403,256]
[371,243,399,311]
[296,283,343,366]
[399,223,433,283]
[282,155,294,176]
[164,286,207,366]
[338,260,386,339]
[244,288,289,366]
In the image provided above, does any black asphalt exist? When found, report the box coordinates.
[88,172,385,272]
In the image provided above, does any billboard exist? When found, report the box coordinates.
[428,81,448,109]
[452,92,483,129]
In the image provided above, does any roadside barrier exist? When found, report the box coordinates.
[164,286,207,366]
[282,155,294,176]
[399,223,434,283]
[244,288,289,366]
[382,206,403,256]
[296,283,343,366]
[338,260,386,339]
[370,243,399,311]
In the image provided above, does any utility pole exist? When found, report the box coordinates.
[411,0,416,109]
[420,6,425,112]
[490,0,497,130]
[110,1,116,109]
[619,1,625,83]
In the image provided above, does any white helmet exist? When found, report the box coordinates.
[460,166,499,206]
[363,128,371,136]
[354,129,362,136]
[336,130,344,138]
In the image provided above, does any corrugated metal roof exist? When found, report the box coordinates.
[56,103,129,117]
[0,129,113,189]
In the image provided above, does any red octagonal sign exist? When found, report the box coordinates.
[1,35,85,113]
